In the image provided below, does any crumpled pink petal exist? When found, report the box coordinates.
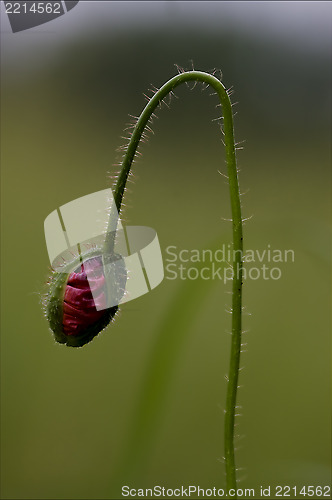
[63,257,108,336]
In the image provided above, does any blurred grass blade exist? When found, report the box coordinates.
[111,240,228,493]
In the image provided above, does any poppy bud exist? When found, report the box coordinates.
[45,249,126,347]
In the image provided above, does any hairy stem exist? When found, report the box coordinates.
[109,70,243,495]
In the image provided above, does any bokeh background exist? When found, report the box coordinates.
[1,2,331,499]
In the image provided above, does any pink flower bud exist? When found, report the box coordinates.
[45,251,125,347]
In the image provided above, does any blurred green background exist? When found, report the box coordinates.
[1,2,331,499]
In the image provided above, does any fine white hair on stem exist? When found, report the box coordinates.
[174,63,185,74]
[218,169,229,179]
[227,87,235,97]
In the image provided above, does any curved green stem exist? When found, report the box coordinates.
[109,70,243,495]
